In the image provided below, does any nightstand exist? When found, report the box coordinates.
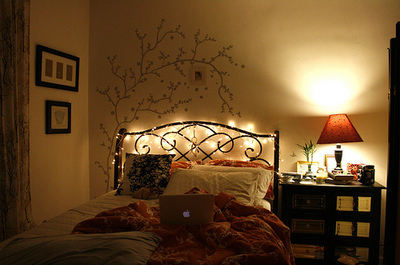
[279,181,385,265]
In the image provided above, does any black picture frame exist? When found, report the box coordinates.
[36,45,79,92]
[190,67,207,85]
[45,100,71,134]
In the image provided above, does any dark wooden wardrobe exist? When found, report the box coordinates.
[384,21,400,265]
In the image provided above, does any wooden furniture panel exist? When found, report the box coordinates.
[280,181,385,265]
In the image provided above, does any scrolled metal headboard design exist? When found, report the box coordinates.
[113,121,280,207]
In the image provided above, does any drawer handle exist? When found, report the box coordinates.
[306,224,311,229]
[307,200,311,205]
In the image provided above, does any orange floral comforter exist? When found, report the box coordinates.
[72,189,294,265]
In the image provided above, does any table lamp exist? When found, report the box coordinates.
[317,114,363,174]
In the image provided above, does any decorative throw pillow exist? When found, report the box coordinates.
[204,159,274,171]
[169,160,202,176]
[347,163,364,180]
[123,153,175,194]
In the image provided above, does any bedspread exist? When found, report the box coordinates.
[72,189,294,265]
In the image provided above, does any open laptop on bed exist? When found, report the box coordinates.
[159,194,214,225]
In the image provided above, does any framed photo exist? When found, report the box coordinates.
[297,161,319,175]
[190,67,207,85]
[46,100,71,134]
[325,154,336,173]
[36,45,79,92]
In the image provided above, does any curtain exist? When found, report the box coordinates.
[0,0,34,242]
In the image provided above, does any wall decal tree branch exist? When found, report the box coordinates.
[96,19,245,191]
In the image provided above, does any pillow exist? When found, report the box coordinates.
[204,159,274,171]
[192,164,273,206]
[120,153,175,195]
[0,231,161,265]
[170,160,202,176]
[347,163,364,180]
[164,168,258,205]
[204,159,275,200]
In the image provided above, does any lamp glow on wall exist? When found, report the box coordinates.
[317,114,363,174]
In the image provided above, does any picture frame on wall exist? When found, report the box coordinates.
[190,67,207,85]
[46,100,71,134]
[36,45,79,92]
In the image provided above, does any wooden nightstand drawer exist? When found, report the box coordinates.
[292,194,326,210]
[292,244,324,260]
[335,221,370,237]
[336,196,372,212]
[292,219,325,234]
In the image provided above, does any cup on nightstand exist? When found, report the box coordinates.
[316,169,328,184]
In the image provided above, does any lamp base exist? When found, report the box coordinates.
[332,168,344,174]
[333,145,343,174]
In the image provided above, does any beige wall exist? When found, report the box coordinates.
[89,0,399,197]
[30,0,90,224]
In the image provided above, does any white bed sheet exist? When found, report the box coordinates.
[259,199,271,210]
[0,191,158,251]
[0,189,271,251]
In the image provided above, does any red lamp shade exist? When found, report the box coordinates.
[317,114,363,144]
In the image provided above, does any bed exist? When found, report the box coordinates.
[0,121,294,265]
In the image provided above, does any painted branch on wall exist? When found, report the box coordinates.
[96,20,245,192]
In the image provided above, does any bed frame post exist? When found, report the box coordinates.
[273,130,280,212]
[273,130,280,172]
[113,128,127,190]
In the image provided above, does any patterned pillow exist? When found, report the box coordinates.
[347,163,364,180]
[169,160,202,176]
[204,159,274,171]
[124,154,175,194]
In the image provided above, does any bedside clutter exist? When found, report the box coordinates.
[280,164,375,186]
[280,172,302,183]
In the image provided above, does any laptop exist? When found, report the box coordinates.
[159,194,214,225]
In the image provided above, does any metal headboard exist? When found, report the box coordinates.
[113,121,280,209]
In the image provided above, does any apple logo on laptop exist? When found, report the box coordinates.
[183,209,190,218]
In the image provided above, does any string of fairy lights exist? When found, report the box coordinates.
[112,121,281,172]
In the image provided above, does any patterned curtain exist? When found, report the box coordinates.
[0,0,35,242]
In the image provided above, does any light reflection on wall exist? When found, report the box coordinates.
[301,68,361,114]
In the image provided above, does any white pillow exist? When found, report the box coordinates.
[164,168,258,205]
[192,165,273,207]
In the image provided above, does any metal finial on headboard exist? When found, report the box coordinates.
[113,121,280,209]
